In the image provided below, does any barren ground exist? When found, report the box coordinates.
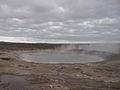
[0,43,120,90]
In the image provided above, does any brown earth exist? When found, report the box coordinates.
[0,43,120,90]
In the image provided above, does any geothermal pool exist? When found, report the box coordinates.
[19,50,104,63]
[18,44,120,63]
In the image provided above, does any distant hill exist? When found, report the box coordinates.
[0,41,62,50]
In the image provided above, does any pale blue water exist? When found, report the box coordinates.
[19,44,120,63]
[20,50,103,63]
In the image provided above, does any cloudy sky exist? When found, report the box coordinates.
[0,0,120,43]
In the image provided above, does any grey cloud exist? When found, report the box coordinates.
[0,0,119,19]
[0,0,120,43]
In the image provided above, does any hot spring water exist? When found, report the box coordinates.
[18,44,120,63]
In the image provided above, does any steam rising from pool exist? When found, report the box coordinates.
[58,44,120,53]
[18,44,120,63]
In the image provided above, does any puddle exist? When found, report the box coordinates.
[0,75,30,89]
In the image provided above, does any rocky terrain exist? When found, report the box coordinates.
[0,43,120,90]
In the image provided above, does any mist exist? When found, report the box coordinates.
[57,44,120,53]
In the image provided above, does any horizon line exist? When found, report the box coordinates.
[0,40,120,44]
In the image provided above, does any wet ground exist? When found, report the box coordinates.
[0,75,29,89]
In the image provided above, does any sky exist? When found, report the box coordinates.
[0,0,120,43]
